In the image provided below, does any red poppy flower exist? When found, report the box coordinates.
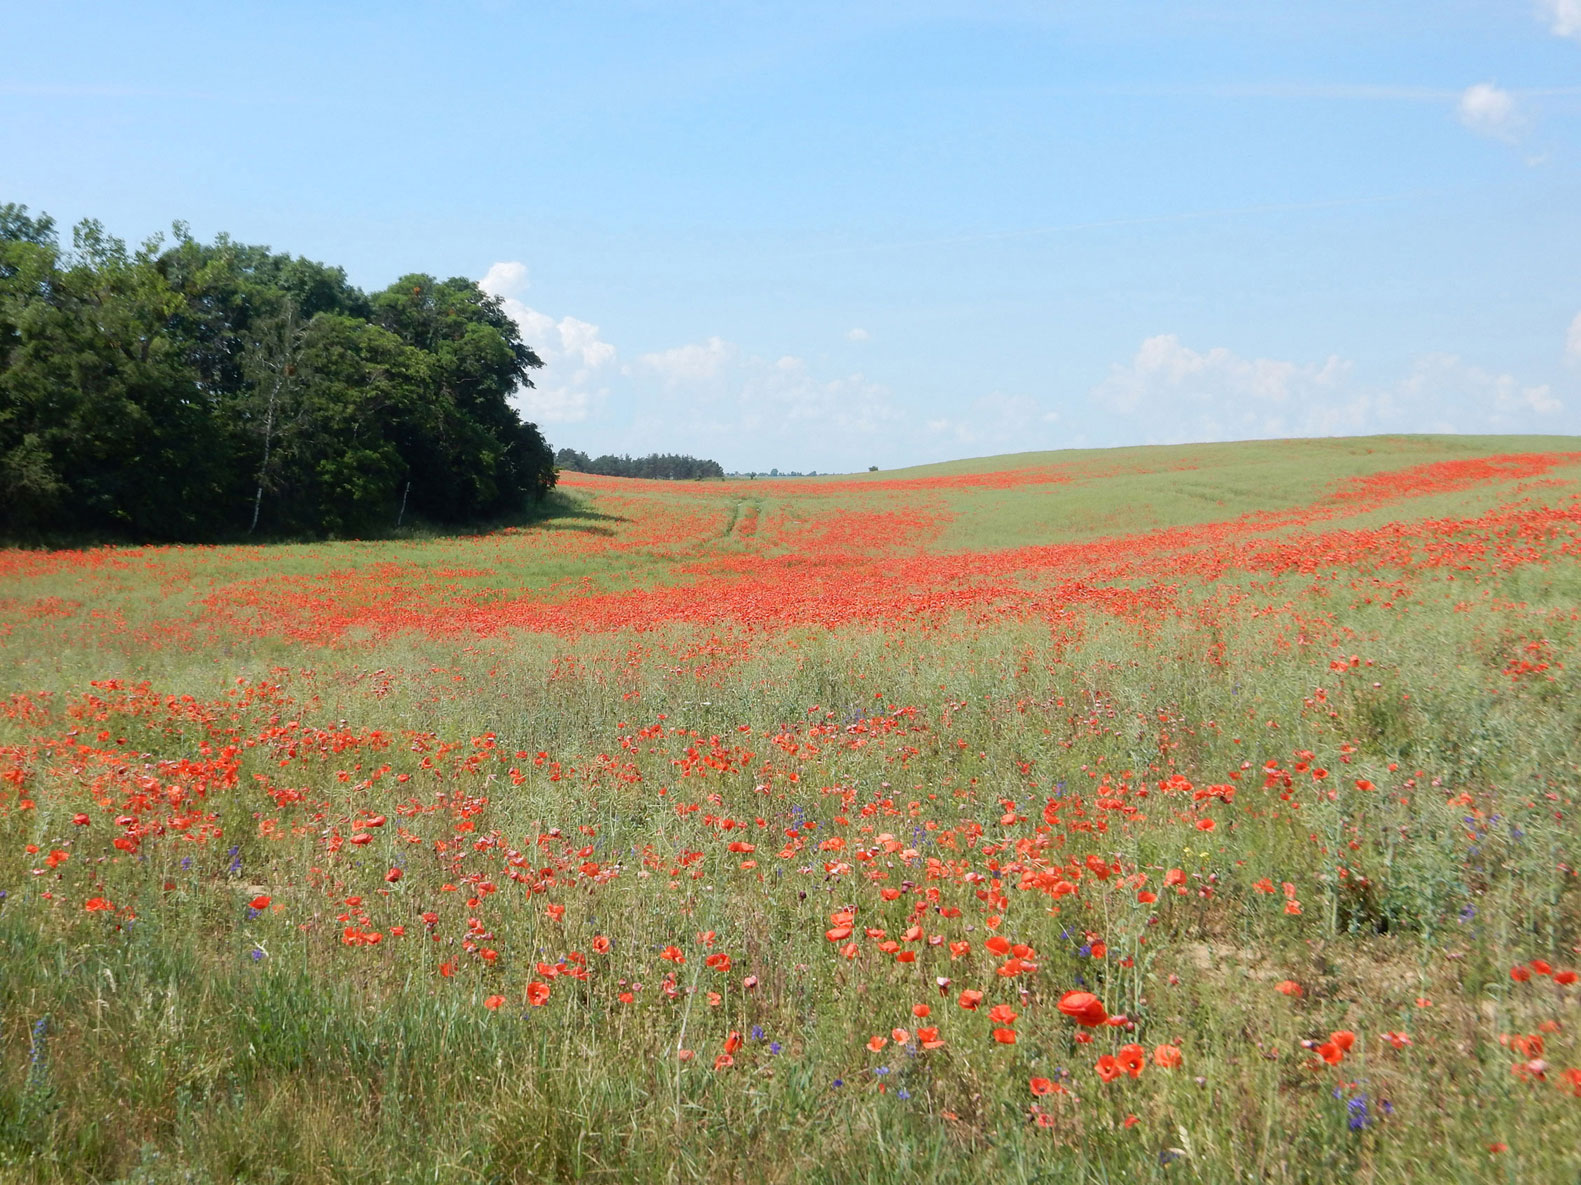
[1057,991,1108,1027]
[249,895,271,910]
[988,1004,1018,1025]
[1153,1044,1182,1068]
[992,1027,1017,1045]
[1117,1044,1146,1077]
[526,981,550,1006]
[483,994,505,1010]
[1029,1076,1055,1096]
[1095,1055,1122,1083]
[958,989,984,1011]
[1274,980,1303,997]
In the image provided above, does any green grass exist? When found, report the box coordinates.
[2,435,1581,1183]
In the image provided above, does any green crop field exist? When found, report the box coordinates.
[3,434,1581,1184]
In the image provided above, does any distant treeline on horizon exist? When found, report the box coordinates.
[1,203,557,542]
[554,449,725,481]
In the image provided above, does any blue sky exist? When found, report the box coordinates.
[4,1,1580,472]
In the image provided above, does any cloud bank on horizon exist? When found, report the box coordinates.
[485,259,1575,470]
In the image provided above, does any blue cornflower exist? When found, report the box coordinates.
[751,1024,765,1041]
[896,1089,911,1100]
[769,1042,782,1055]
[1347,1096,1370,1131]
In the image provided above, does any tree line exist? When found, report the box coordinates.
[554,449,724,481]
[0,204,557,542]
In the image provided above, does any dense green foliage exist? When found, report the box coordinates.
[555,448,725,481]
[0,204,556,541]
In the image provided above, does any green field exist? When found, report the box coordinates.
[3,434,1581,1183]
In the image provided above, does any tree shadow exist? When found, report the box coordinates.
[438,489,630,540]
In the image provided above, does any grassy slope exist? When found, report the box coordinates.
[1,435,1580,1183]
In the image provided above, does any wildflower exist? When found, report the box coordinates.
[1153,1044,1182,1068]
[987,1004,1018,1025]
[1095,1055,1122,1083]
[1116,1044,1146,1078]
[867,1035,887,1053]
[1030,1077,1055,1096]
[483,994,505,1010]
[1057,991,1108,1027]
[958,989,984,1011]
[1274,980,1303,997]
[1346,1096,1370,1131]
[526,981,550,1006]
[992,1027,1017,1045]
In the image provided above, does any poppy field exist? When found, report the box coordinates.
[4,433,1581,1183]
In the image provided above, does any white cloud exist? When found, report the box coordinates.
[1566,312,1581,364]
[1538,0,1581,40]
[925,392,1058,451]
[479,261,617,425]
[1091,335,1566,445]
[846,327,871,342]
[638,337,733,387]
[1394,354,1561,422]
[479,260,530,298]
[1458,83,1523,141]
[1092,334,1352,442]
